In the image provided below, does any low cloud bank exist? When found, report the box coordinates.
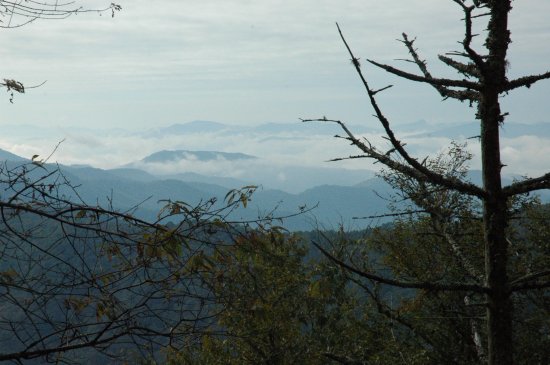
[1,122,549,191]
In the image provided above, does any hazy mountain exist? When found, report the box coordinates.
[139,120,550,142]
[3,120,550,186]
[146,120,229,137]
[141,150,256,163]
[67,165,394,230]
[105,167,160,182]
[251,121,378,135]
[163,171,250,190]
[403,121,550,139]
[128,158,374,193]
[1,144,549,230]
[0,148,27,162]
[140,120,381,141]
[121,144,375,193]
[0,150,390,230]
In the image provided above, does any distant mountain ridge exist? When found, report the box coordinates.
[145,120,550,140]
[0,149,27,162]
[149,121,228,136]
[0,148,389,230]
[400,120,550,139]
[141,150,256,163]
[0,146,549,230]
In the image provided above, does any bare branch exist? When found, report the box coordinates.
[504,71,550,92]
[0,1,122,28]
[367,58,480,90]
[372,84,393,95]
[0,160,289,362]
[353,210,427,220]
[383,32,481,102]
[312,241,487,293]
[1,1,119,102]
[329,24,486,199]
[438,55,481,78]
[511,270,550,287]
[510,281,550,292]
[302,117,485,198]
[502,173,550,197]
[450,0,487,72]
[438,218,482,280]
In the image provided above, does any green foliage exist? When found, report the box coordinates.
[355,200,550,364]
[160,164,548,365]
[343,143,550,364]
[168,229,389,365]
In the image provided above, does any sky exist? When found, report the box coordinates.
[3,0,550,128]
[2,0,550,179]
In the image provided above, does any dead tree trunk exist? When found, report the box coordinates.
[305,1,550,364]
[480,2,513,363]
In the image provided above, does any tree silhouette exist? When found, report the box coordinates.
[304,1,550,364]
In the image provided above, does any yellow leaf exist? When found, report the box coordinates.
[0,268,18,283]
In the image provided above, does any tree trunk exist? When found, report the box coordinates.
[481,2,514,364]
[481,118,513,365]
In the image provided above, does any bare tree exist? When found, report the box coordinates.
[0,158,262,363]
[304,1,550,364]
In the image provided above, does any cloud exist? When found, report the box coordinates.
[1,121,548,179]
[1,120,549,194]
[500,136,550,177]
[3,0,550,130]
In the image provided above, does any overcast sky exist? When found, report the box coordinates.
[1,0,550,182]
[3,0,550,130]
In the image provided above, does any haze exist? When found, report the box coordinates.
[2,0,550,181]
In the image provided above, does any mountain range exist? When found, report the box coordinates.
[2,119,550,230]
[60,164,392,231]
[2,145,548,231]
[140,150,256,163]
[0,148,393,230]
